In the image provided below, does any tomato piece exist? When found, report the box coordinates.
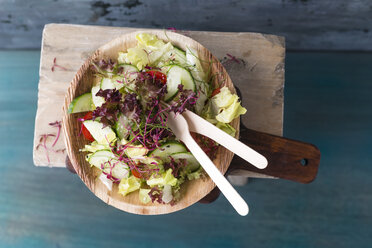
[83,111,93,120]
[81,111,95,142]
[146,70,167,84]
[211,87,221,97]
[131,168,142,178]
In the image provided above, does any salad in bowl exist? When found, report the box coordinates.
[65,32,246,213]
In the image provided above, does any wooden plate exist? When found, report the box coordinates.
[62,30,239,215]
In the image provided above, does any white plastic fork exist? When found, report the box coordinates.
[167,112,249,216]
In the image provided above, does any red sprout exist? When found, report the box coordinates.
[226,53,241,64]
[49,121,62,147]
[51,57,68,72]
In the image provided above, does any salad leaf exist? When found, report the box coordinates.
[161,184,173,204]
[119,33,173,70]
[212,86,236,108]
[90,59,117,78]
[125,145,148,158]
[146,168,178,187]
[215,122,236,137]
[211,86,247,123]
[120,93,142,124]
[80,141,109,153]
[99,172,113,191]
[92,89,123,127]
[215,99,247,123]
[187,167,203,180]
[135,72,168,107]
[139,188,151,204]
[148,186,163,204]
[170,84,198,114]
[124,47,150,70]
[186,47,206,83]
[118,175,142,196]
[136,33,166,50]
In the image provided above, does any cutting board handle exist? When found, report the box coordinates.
[228,124,321,183]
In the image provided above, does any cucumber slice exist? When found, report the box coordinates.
[169,152,200,172]
[159,47,187,67]
[68,93,94,114]
[101,76,130,90]
[186,47,206,83]
[149,141,187,158]
[116,64,139,83]
[83,120,116,145]
[115,113,132,140]
[163,65,196,101]
[100,64,138,92]
[173,47,187,66]
[91,85,105,108]
[88,150,115,168]
[89,150,129,180]
[100,77,117,90]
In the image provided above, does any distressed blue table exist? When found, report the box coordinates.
[0,51,371,248]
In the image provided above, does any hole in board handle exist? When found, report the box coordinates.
[300,158,308,166]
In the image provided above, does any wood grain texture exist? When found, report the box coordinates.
[63,30,239,215]
[33,24,285,171]
[2,51,372,248]
[229,124,320,183]
[0,0,371,51]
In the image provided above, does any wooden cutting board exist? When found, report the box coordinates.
[33,23,285,179]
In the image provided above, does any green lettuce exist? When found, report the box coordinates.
[212,86,247,123]
[80,141,109,153]
[118,175,142,196]
[139,188,151,204]
[118,33,173,70]
[216,122,236,137]
[146,168,178,187]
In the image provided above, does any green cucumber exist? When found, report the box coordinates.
[173,47,187,66]
[163,65,196,101]
[100,64,139,91]
[169,152,200,172]
[88,150,129,179]
[68,93,94,114]
[115,113,131,140]
[91,85,105,108]
[88,150,115,168]
[116,64,139,83]
[159,47,187,67]
[149,141,187,159]
[83,120,116,145]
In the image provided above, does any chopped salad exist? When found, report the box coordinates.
[68,33,246,204]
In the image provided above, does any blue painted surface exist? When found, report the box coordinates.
[0,51,371,247]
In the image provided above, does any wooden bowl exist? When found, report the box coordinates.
[62,30,239,215]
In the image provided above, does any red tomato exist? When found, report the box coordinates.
[211,87,221,97]
[82,112,95,142]
[131,169,142,178]
[146,70,167,84]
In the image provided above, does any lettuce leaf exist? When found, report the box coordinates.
[80,141,109,153]
[212,86,247,123]
[216,122,236,136]
[146,168,178,187]
[118,33,174,70]
[118,175,142,196]
[139,188,151,204]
